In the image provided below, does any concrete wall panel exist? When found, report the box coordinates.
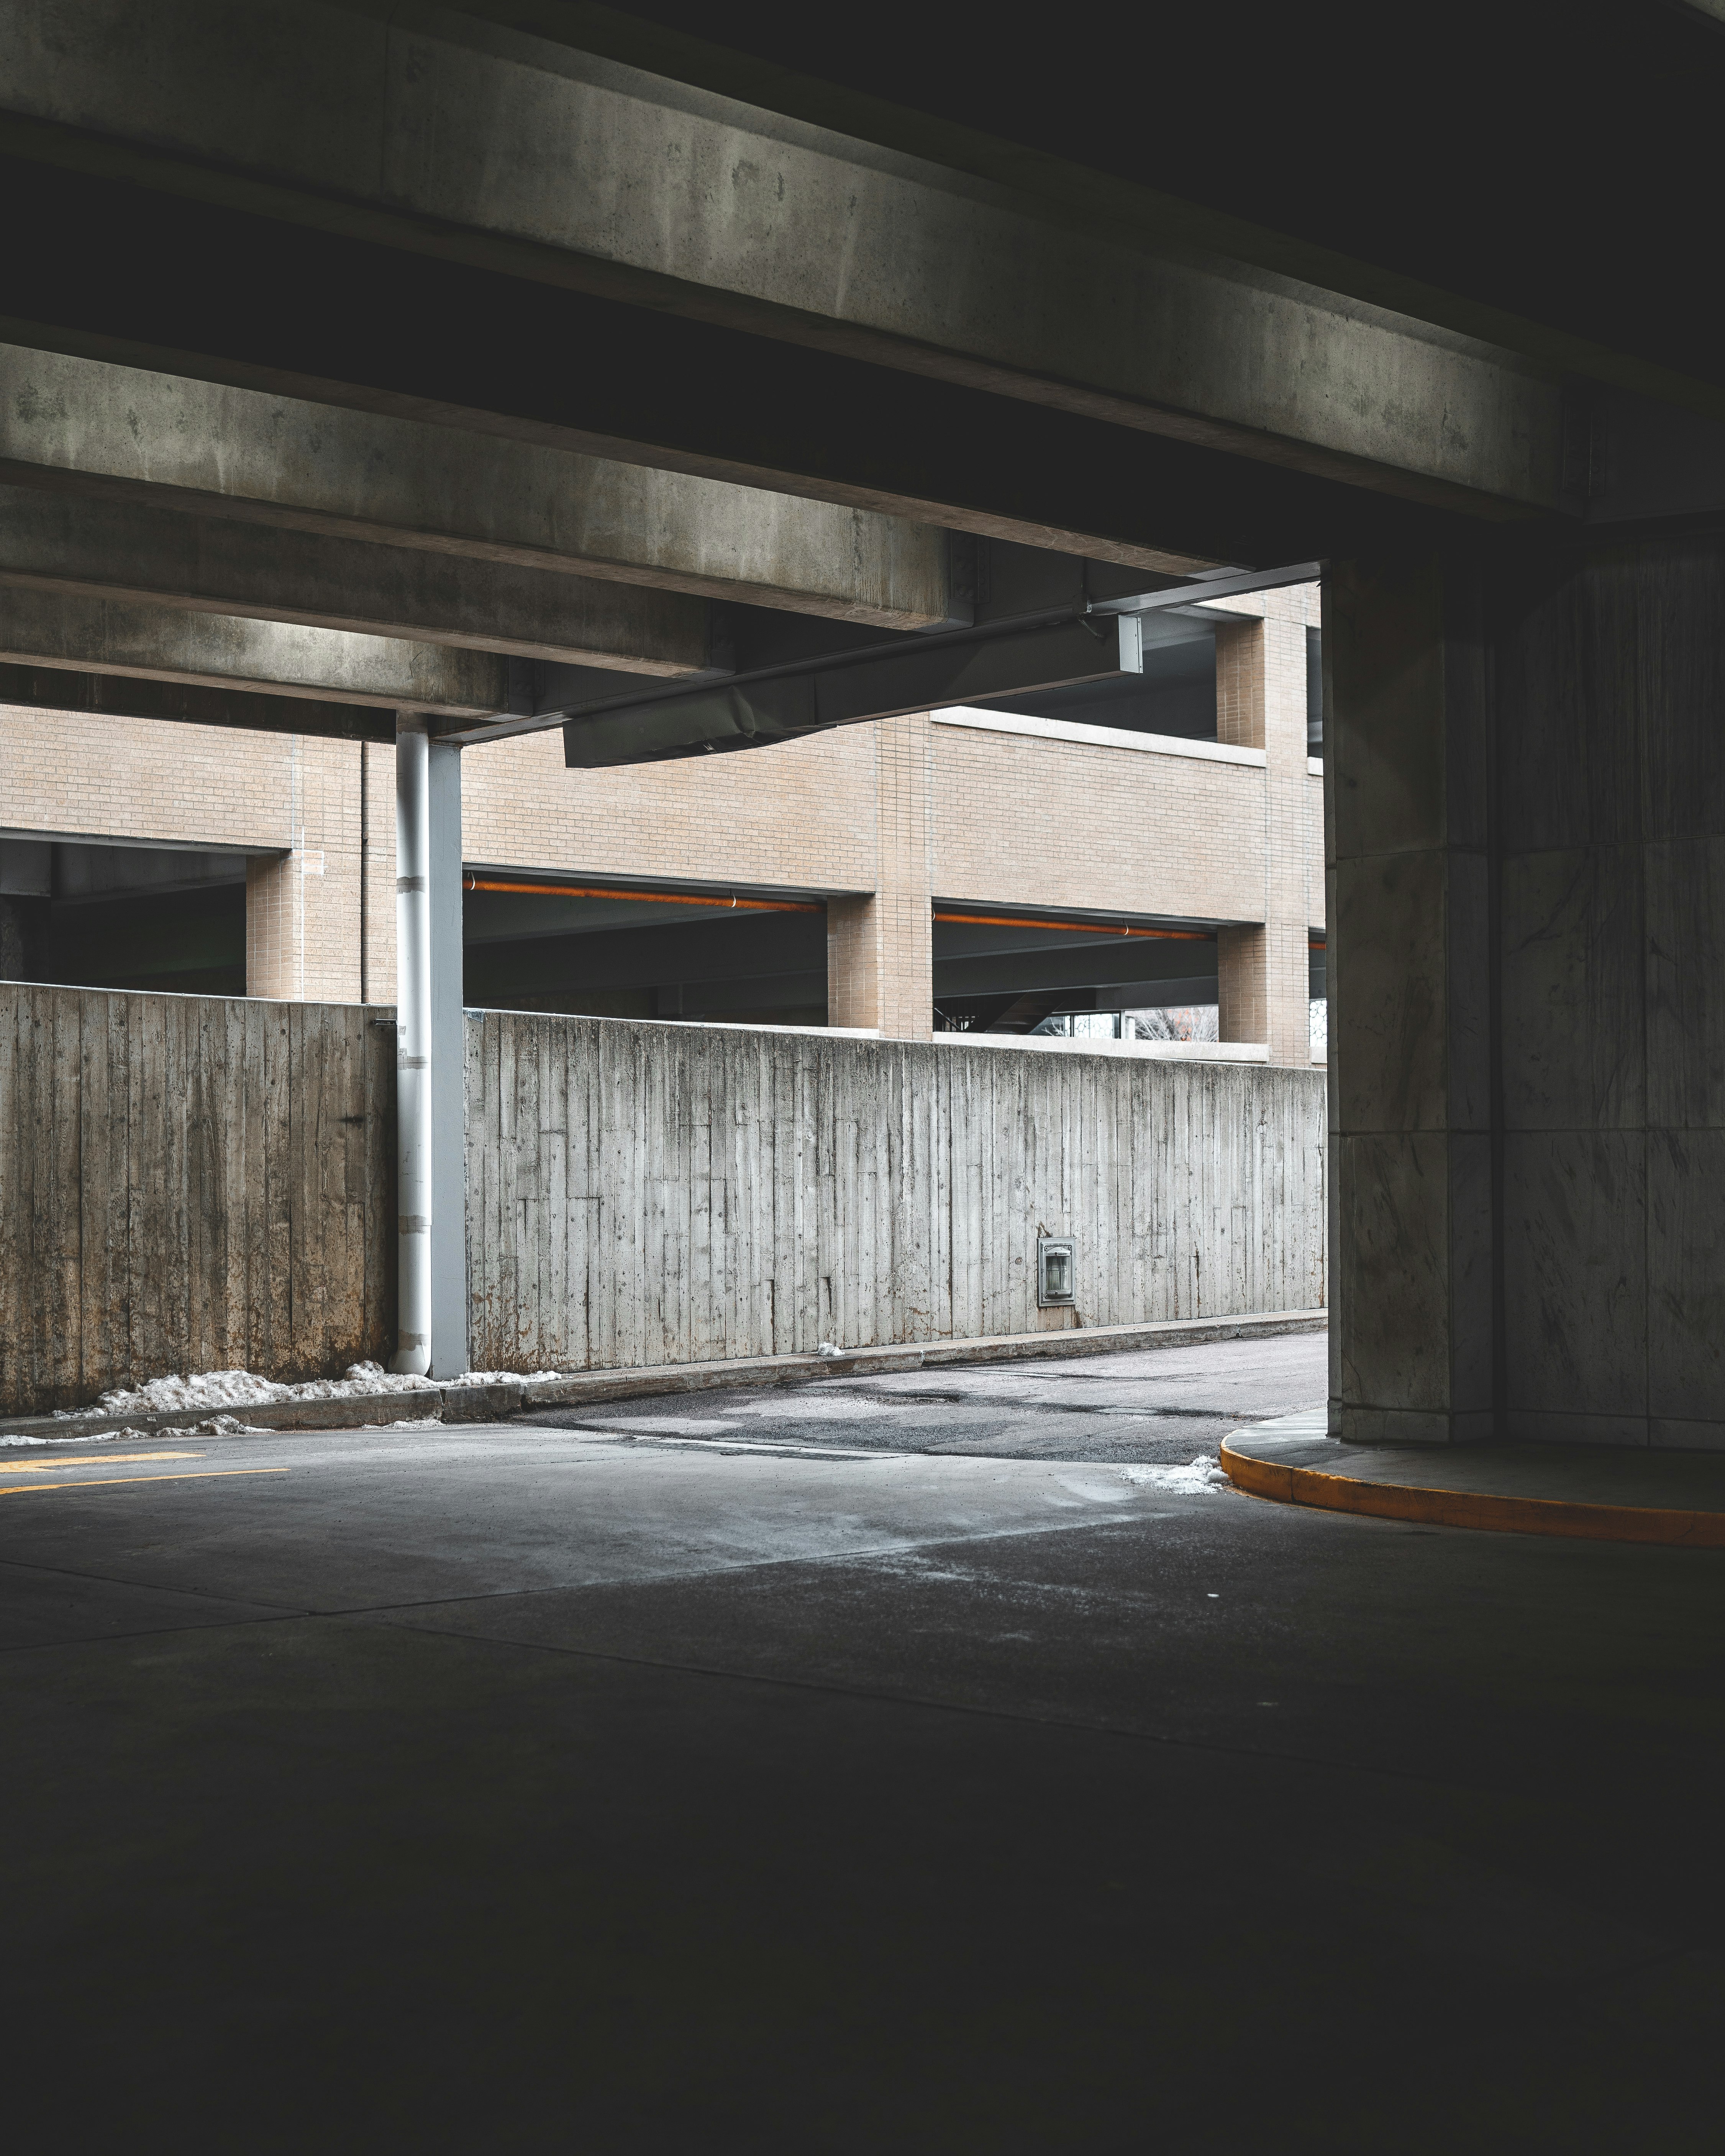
[1501,1130,1649,1425]
[0,984,1325,1411]
[464,1013,1326,1372]
[1499,845,1646,1133]
[1487,531,1725,1447]
[0,981,395,1414]
[1645,836,1725,1129]
[1646,1130,1725,1428]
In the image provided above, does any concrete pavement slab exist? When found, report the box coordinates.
[5,1333,1723,2150]
[529,1329,1329,1461]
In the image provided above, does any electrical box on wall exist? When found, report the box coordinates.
[1037,1237,1075,1308]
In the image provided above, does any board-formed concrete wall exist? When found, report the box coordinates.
[0,983,395,1414]
[0,988,1324,1412]
[464,1013,1326,1372]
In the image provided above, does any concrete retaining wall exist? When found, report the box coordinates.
[0,987,1325,1411]
[0,982,394,1414]
[465,1012,1326,1372]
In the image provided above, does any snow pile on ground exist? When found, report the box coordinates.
[46,1361,573,1421]
[164,1414,274,1436]
[443,1369,562,1386]
[2,1427,153,1447]
[725,1394,915,1423]
[1117,1456,1236,1495]
[62,1361,439,1419]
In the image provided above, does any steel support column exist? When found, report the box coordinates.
[393,716,469,1379]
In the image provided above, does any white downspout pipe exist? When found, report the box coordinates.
[392,717,431,1375]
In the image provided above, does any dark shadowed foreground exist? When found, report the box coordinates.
[5,1335,1720,2151]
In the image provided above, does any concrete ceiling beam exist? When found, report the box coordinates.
[0,1,1586,518]
[0,662,394,742]
[0,482,712,673]
[0,345,951,632]
[0,587,508,718]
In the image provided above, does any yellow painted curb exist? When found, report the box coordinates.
[1218,1437,1725,1548]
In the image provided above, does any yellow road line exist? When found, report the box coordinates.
[0,1468,288,1497]
[0,1452,205,1472]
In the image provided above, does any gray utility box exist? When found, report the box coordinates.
[1037,1237,1076,1307]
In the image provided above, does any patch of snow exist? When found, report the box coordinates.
[50,1359,579,1419]
[579,1416,738,1436]
[724,1395,915,1423]
[161,1415,274,1437]
[1,1427,152,1447]
[1117,1455,1236,1495]
[60,1361,439,1419]
[445,1370,562,1386]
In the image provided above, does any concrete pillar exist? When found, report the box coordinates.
[392,717,468,1380]
[1492,532,1723,1449]
[1214,601,1320,1063]
[1325,549,1494,1445]
[244,734,363,1001]
[1328,529,1725,1450]
[826,711,933,1039]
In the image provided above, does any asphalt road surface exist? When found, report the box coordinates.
[531,1328,1329,1460]
[5,1329,1721,2152]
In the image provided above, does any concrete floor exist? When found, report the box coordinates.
[534,1329,1332,1461]
[6,1333,1723,2151]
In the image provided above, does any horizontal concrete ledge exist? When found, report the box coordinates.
[938,1033,1271,1063]
[932,708,1269,768]
[462,1008,1292,1064]
[1,1311,1327,1440]
[1221,1423,1725,1546]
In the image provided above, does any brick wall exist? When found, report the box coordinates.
[0,584,1329,1044]
[931,722,1267,924]
[461,723,878,893]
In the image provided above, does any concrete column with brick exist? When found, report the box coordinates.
[826,713,934,1039]
[1213,591,1320,1064]
[244,735,366,1002]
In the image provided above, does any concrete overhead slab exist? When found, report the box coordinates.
[0,585,507,716]
[0,483,712,671]
[0,345,951,629]
[0,1,1576,516]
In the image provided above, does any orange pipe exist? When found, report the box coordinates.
[931,910,1211,941]
[463,876,820,914]
[466,881,1226,942]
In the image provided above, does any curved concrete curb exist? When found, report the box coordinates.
[1218,1437,1725,1547]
